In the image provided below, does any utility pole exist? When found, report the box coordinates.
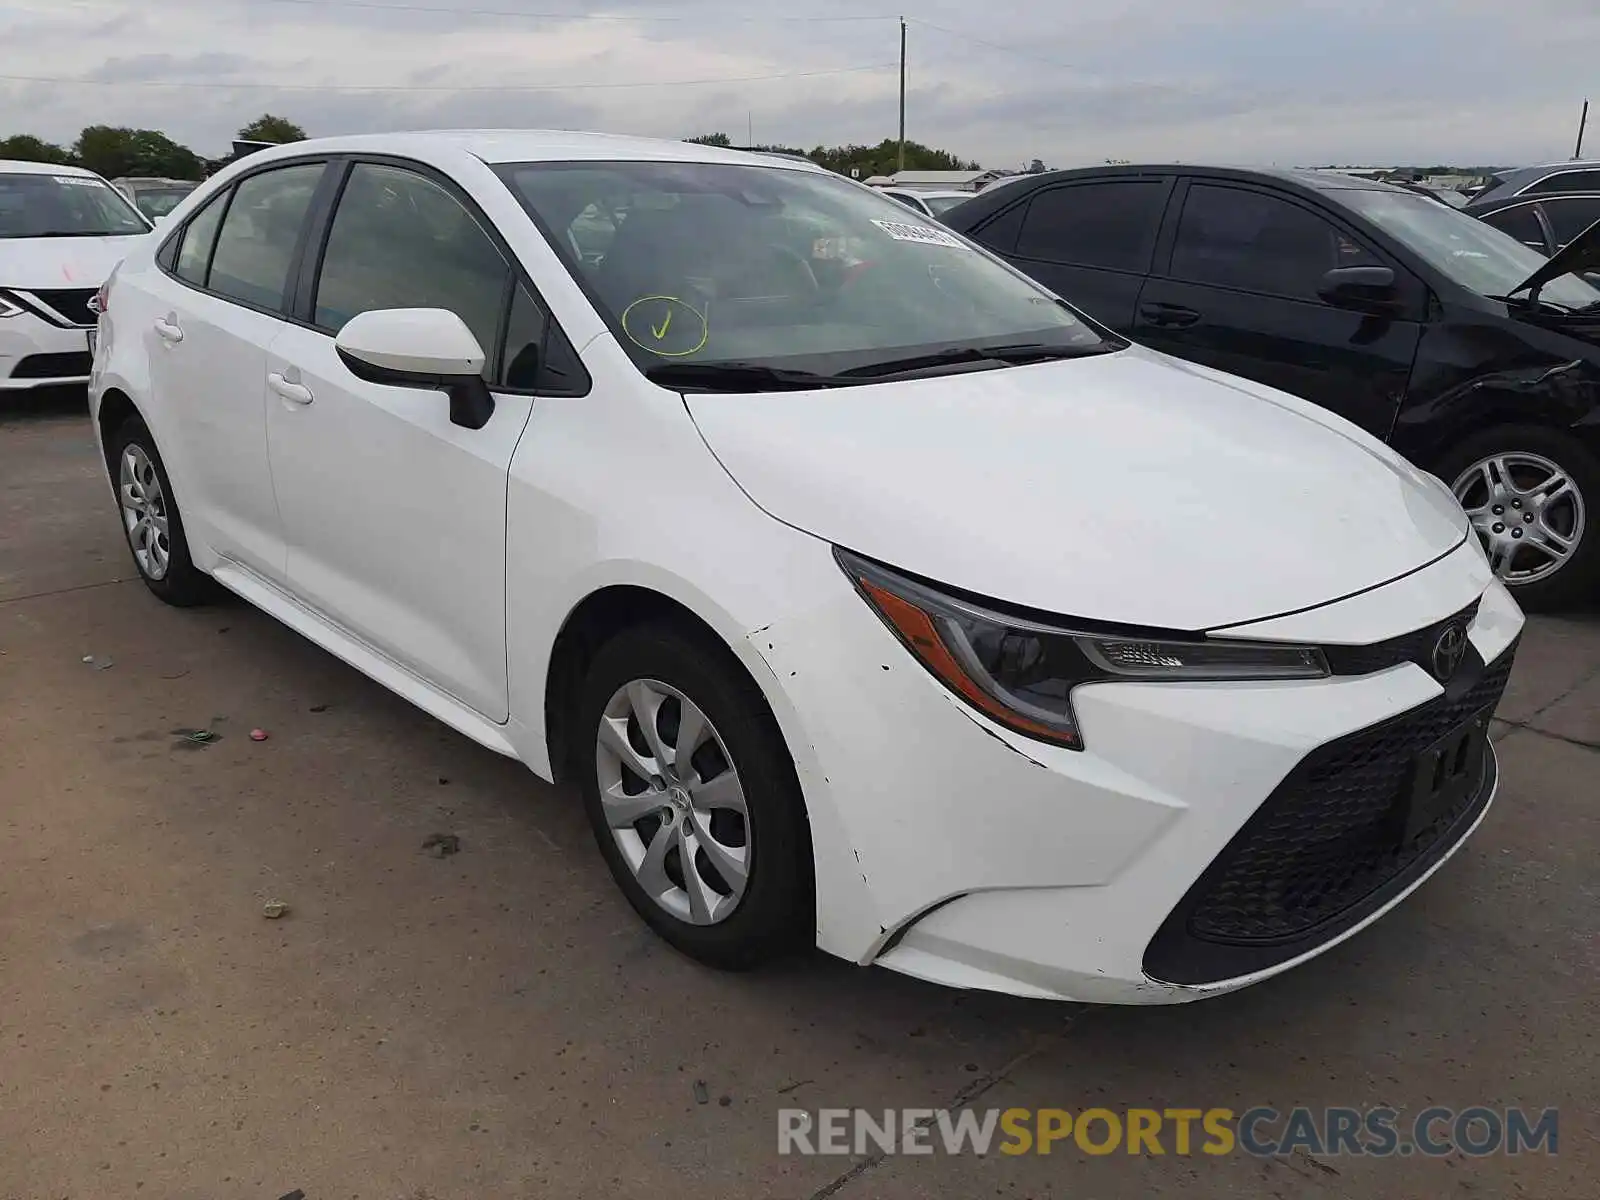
[1576,99,1590,160]
[897,17,907,173]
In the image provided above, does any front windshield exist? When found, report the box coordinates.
[497,160,1115,377]
[0,172,150,238]
[1343,188,1600,309]
[133,186,196,219]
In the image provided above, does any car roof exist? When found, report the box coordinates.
[231,129,829,172]
[0,160,100,178]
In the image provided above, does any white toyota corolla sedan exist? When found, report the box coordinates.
[89,131,1524,1004]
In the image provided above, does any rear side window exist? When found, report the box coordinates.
[1525,169,1600,195]
[173,192,228,285]
[313,163,508,364]
[1014,181,1166,271]
[1170,183,1380,301]
[1480,205,1548,252]
[1541,197,1600,249]
[207,164,324,311]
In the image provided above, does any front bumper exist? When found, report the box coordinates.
[0,310,92,389]
[753,537,1523,1004]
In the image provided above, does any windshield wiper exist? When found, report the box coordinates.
[833,342,1109,379]
[645,361,843,392]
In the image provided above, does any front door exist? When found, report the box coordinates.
[263,161,534,721]
[1134,180,1425,439]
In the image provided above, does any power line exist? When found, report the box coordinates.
[41,0,900,23]
[0,62,896,93]
[905,18,1083,72]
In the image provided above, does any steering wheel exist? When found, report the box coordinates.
[762,242,821,296]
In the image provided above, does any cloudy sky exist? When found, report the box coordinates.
[1,0,1595,169]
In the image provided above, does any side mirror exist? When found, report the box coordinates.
[335,308,495,430]
[1317,265,1400,312]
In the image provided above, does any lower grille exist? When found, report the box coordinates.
[11,351,92,379]
[1144,639,1516,986]
[24,287,98,327]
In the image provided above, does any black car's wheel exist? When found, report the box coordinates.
[575,620,812,969]
[110,414,213,607]
[1438,425,1600,611]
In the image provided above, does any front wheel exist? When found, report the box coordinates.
[574,621,812,969]
[1440,425,1600,611]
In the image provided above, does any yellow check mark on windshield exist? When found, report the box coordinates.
[651,311,673,340]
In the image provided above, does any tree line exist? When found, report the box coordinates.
[685,132,988,178]
[0,115,306,180]
[1,116,999,183]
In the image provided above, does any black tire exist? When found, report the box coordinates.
[109,414,214,607]
[575,620,813,970]
[1434,424,1600,612]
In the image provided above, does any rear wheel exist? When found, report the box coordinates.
[1440,425,1600,611]
[111,414,213,607]
[575,621,812,969]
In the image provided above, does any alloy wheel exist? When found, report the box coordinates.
[119,443,171,581]
[594,678,751,926]
[1452,451,1586,585]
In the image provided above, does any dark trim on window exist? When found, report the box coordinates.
[152,156,335,324]
[287,160,350,323]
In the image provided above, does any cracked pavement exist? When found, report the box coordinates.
[2,394,1595,1199]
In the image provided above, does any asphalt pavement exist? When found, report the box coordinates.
[2,391,1594,1199]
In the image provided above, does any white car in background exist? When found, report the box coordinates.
[90,131,1522,1004]
[877,187,976,221]
[0,161,151,391]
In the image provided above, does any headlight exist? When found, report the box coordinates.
[837,549,1328,751]
[0,291,23,318]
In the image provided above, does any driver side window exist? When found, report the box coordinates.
[313,163,509,366]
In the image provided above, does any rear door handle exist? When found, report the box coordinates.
[267,370,314,405]
[1138,302,1201,329]
[154,317,183,343]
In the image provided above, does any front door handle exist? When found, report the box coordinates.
[268,370,314,405]
[153,316,183,344]
[1138,302,1201,329]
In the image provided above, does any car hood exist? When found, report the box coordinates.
[1512,210,1600,298]
[685,346,1470,630]
[0,234,147,289]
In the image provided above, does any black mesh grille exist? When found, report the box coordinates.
[11,351,91,379]
[24,287,98,326]
[1324,598,1481,677]
[1144,640,1515,985]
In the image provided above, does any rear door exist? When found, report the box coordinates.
[1537,196,1600,251]
[141,160,328,581]
[977,177,1173,330]
[263,159,575,721]
[1478,203,1554,253]
[1133,179,1426,439]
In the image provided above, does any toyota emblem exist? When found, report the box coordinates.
[1431,623,1468,682]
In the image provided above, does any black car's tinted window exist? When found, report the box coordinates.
[1525,169,1600,195]
[1014,181,1166,272]
[1480,205,1548,252]
[173,190,228,285]
[1541,197,1600,249]
[314,163,508,367]
[1170,183,1379,301]
[207,164,323,311]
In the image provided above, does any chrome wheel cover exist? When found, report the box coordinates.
[1452,451,1585,586]
[594,678,750,926]
[118,444,171,581]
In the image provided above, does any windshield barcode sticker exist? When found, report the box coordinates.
[871,219,966,248]
[54,175,99,187]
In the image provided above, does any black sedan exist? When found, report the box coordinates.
[944,165,1600,609]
